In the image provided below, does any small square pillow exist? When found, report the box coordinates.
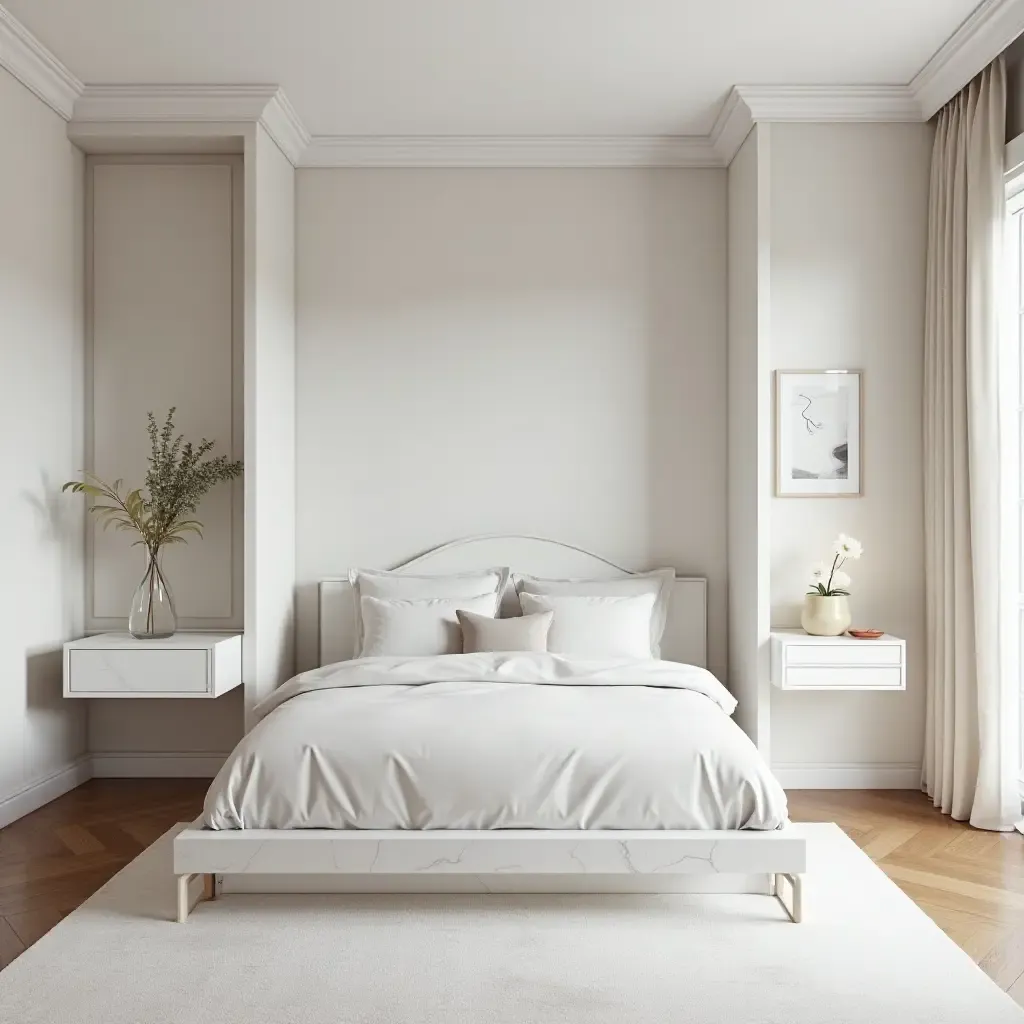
[456,609,553,653]
[360,592,499,658]
[518,592,657,659]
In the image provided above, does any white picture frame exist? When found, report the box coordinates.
[775,371,862,497]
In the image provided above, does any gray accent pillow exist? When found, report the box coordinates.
[456,609,553,653]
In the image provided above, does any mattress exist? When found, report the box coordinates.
[203,653,789,831]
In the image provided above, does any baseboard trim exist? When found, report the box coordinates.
[90,752,228,778]
[0,751,227,828]
[0,755,93,829]
[773,762,921,790]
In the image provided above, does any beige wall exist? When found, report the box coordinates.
[295,168,728,679]
[67,123,932,787]
[0,66,86,821]
[768,122,932,783]
[88,160,242,631]
[85,158,245,764]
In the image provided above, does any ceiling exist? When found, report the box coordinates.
[3,0,985,137]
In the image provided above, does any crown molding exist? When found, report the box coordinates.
[912,0,1024,118]
[710,88,754,166]
[71,84,309,164]
[259,89,310,165]
[73,84,279,124]
[709,85,923,165]
[74,84,926,170]
[0,3,82,119]
[735,85,922,123]
[301,135,719,168]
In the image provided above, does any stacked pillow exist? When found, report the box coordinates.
[512,569,675,659]
[348,566,674,659]
[349,567,508,657]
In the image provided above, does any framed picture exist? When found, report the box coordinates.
[775,370,862,497]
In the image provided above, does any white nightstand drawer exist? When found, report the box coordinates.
[784,666,904,690]
[63,633,241,698]
[785,643,903,667]
[770,629,906,691]
[68,648,209,694]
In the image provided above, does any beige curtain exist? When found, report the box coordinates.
[923,57,1020,831]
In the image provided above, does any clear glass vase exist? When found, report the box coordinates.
[129,547,177,639]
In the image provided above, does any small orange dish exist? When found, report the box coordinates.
[848,628,884,639]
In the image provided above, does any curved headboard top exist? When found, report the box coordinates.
[399,534,644,578]
[318,535,707,670]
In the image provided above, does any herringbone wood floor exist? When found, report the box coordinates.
[0,779,208,968]
[791,790,1024,1005]
[0,782,1021,1005]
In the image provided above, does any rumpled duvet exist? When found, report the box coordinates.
[203,653,788,831]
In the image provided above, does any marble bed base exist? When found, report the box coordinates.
[173,827,807,924]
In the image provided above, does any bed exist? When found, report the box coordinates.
[173,536,805,922]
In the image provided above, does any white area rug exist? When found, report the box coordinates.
[0,823,1020,1023]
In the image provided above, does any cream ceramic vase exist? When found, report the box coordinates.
[801,595,851,636]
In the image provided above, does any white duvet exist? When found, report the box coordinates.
[203,653,788,831]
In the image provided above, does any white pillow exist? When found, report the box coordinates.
[360,593,500,658]
[519,592,657,659]
[349,566,510,656]
[513,568,674,657]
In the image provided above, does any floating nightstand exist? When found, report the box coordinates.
[770,629,906,691]
[63,633,242,699]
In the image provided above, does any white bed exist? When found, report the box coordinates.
[174,536,805,921]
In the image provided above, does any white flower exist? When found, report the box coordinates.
[830,570,851,591]
[809,561,832,585]
[835,534,863,560]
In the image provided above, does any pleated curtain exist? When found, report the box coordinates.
[923,56,1022,831]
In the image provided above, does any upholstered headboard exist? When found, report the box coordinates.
[318,535,707,669]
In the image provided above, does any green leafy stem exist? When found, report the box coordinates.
[63,408,243,555]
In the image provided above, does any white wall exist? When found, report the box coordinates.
[295,168,727,677]
[0,67,87,823]
[243,125,297,722]
[768,123,932,786]
[727,126,772,752]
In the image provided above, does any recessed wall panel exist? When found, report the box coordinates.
[88,160,241,630]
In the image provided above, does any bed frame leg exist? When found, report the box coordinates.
[176,873,218,922]
[773,873,804,923]
[176,874,191,923]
